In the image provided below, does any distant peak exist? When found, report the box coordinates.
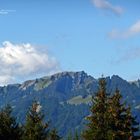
[51,71,88,78]
[111,75,123,81]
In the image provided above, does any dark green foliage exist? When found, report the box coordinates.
[22,101,49,140]
[0,102,61,140]
[0,105,22,140]
[108,89,139,139]
[83,77,109,140]
[83,78,139,140]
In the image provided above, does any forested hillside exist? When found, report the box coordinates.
[0,71,140,137]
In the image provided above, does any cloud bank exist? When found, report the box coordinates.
[0,41,59,85]
[91,0,123,15]
[109,20,140,39]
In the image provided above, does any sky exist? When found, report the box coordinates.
[0,0,140,85]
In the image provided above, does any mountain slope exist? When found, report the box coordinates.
[0,71,140,136]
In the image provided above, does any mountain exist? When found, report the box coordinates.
[0,71,140,136]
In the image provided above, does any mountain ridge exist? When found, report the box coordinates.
[0,71,140,136]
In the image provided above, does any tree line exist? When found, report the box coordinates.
[0,77,139,140]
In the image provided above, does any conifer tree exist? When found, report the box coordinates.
[22,101,49,140]
[0,104,22,140]
[108,89,139,140]
[83,77,109,140]
[83,77,139,140]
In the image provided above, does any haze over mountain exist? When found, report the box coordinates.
[0,71,140,136]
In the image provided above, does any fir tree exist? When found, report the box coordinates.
[108,89,139,140]
[0,104,22,140]
[83,77,109,140]
[83,77,139,140]
[22,101,49,140]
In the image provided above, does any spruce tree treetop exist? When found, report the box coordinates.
[22,101,49,140]
[83,77,109,140]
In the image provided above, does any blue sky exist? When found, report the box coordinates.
[0,0,140,85]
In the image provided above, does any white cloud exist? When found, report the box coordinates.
[0,41,60,85]
[91,0,123,15]
[109,20,140,39]
[0,75,14,86]
[0,9,16,15]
